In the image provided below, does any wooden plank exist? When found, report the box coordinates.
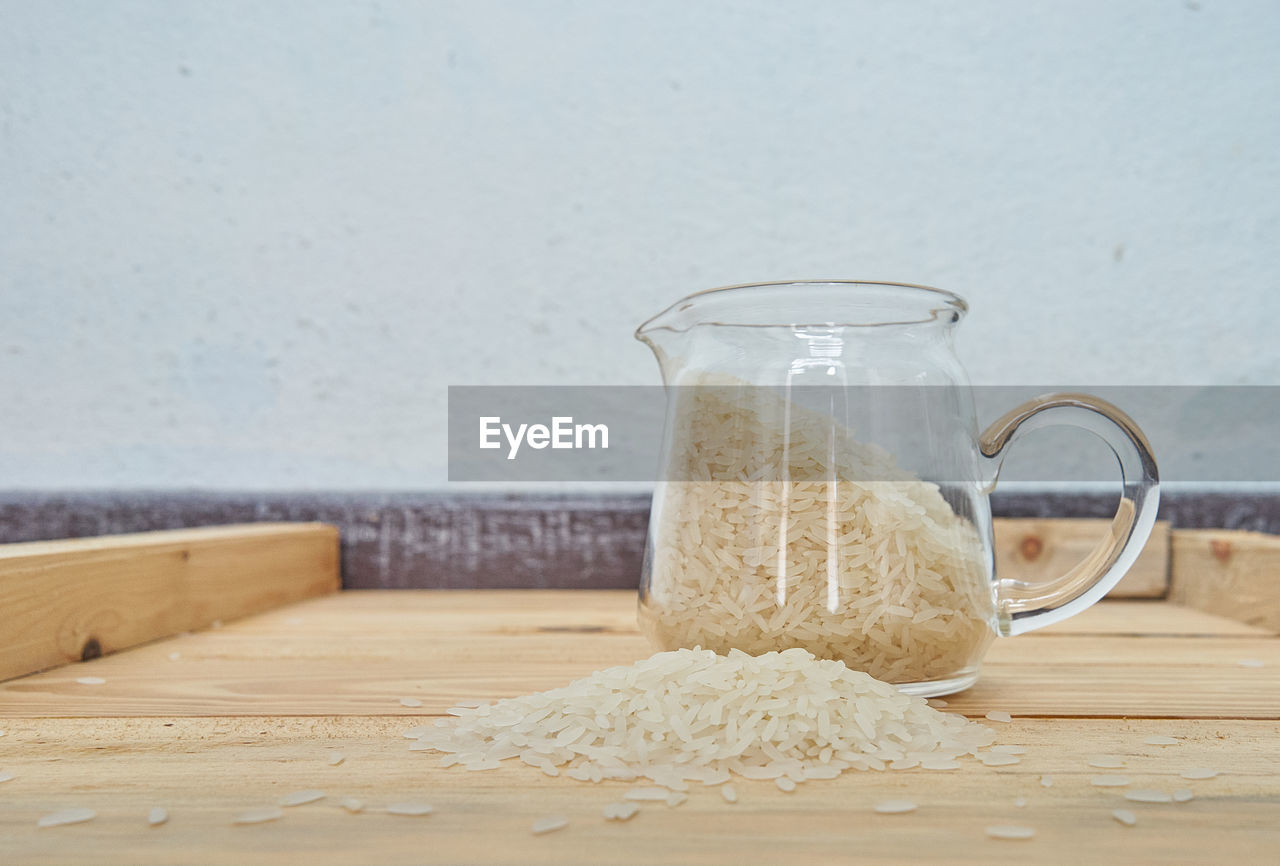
[224,590,1265,638]
[1171,528,1280,632]
[0,591,1276,863]
[1036,600,1270,636]
[993,518,1170,598]
[0,716,1275,864]
[2,593,1275,720]
[1,637,1274,720]
[0,524,339,682]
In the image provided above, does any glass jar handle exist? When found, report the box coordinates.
[979,392,1160,636]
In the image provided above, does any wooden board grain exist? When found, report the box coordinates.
[0,716,1276,865]
[1171,528,1280,633]
[0,591,1277,865]
[994,518,1170,598]
[0,524,339,682]
[1,593,1275,721]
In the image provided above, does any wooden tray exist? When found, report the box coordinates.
[1,525,1277,864]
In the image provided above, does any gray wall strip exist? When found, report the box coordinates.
[1,491,1276,589]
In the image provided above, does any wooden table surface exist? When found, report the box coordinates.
[1,591,1278,864]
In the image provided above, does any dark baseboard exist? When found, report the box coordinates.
[1,490,1276,589]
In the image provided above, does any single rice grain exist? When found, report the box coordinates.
[1124,789,1173,804]
[979,753,1021,767]
[604,802,640,821]
[279,790,325,807]
[1088,756,1125,769]
[38,808,96,828]
[1090,776,1131,788]
[233,807,283,825]
[531,815,568,835]
[985,824,1034,840]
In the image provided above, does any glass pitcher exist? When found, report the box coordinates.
[634,280,1158,696]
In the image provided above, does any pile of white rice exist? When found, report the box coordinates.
[640,383,995,684]
[410,648,996,786]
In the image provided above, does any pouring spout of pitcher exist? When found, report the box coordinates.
[634,326,684,387]
[635,305,695,387]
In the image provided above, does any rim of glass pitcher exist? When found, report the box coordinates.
[635,280,968,336]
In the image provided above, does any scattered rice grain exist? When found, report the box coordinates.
[233,807,283,825]
[979,753,1021,767]
[1180,768,1218,780]
[1124,789,1173,804]
[1112,809,1136,826]
[1173,789,1193,803]
[985,824,1034,840]
[399,697,423,708]
[279,789,325,807]
[531,815,568,835]
[874,799,917,814]
[985,711,1012,723]
[1088,756,1125,769]
[327,752,346,766]
[1039,775,1053,787]
[721,785,738,804]
[148,807,168,826]
[75,677,105,685]
[604,802,640,821]
[38,808,96,828]
[1090,776,1131,788]
[340,797,365,813]
[1237,659,1264,668]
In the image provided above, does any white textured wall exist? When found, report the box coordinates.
[1,0,1277,489]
